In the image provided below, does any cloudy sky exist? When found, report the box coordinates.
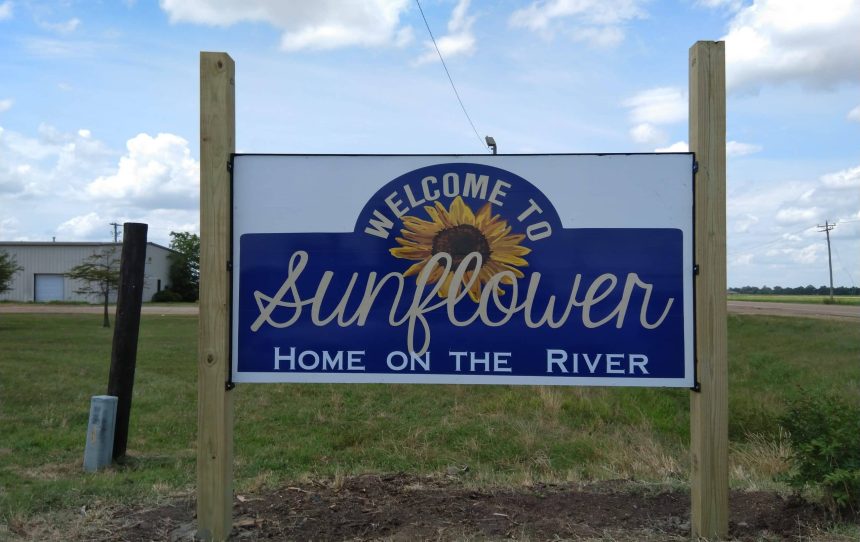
[0,0,858,287]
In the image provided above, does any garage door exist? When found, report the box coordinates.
[35,274,65,302]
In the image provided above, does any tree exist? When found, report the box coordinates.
[67,248,120,327]
[0,250,23,294]
[167,231,200,302]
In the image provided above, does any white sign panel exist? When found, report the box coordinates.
[232,154,695,387]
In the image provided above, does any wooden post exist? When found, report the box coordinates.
[689,41,728,539]
[108,222,148,459]
[197,52,235,542]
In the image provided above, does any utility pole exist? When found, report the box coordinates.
[110,222,122,243]
[108,222,148,459]
[817,220,835,301]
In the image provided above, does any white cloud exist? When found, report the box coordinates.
[0,98,12,113]
[722,0,860,92]
[629,123,665,145]
[1,124,200,244]
[55,209,199,242]
[21,37,103,58]
[730,253,754,266]
[732,169,859,230]
[56,211,105,239]
[655,141,689,153]
[651,140,760,156]
[848,105,860,123]
[509,0,645,47]
[125,209,199,241]
[726,140,762,157]
[623,87,686,146]
[394,26,414,48]
[821,165,860,189]
[0,217,20,239]
[85,133,199,209]
[159,0,412,51]
[415,0,476,65]
[624,93,759,154]
[0,1,12,21]
[733,213,760,234]
[697,0,743,10]
[623,87,686,125]
[571,25,624,48]
[39,18,81,34]
[775,206,819,225]
[765,243,823,265]
[0,123,114,197]
[729,163,860,284]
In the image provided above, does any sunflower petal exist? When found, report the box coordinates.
[467,283,481,302]
[403,260,428,277]
[390,246,431,260]
[394,194,531,300]
[493,233,526,245]
[427,265,445,284]
[508,245,532,256]
[449,196,475,225]
[491,242,531,258]
[437,274,454,298]
[393,237,422,247]
[475,202,493,227]
[402,215,441,233]
[433,201,454,228]
[501,264,525,278]
[484,223,510,240]
[401,230,436,243]
[492,253,528,266]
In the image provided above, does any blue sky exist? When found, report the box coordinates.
[0,0,858,287]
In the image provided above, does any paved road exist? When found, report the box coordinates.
[727,300,859,321]
[0,304,199,315]
[2,301,858,321]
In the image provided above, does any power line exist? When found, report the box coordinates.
[732,225,815,254]
[831,244,856,287]
[415,0,487,153]
[734,216,860,255]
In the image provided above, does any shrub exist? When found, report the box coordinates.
[779,391,860,515]
[151,289,184,303]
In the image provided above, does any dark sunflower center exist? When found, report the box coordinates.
[431,224,490,266]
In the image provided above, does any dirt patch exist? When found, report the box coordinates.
[38,475,853,541]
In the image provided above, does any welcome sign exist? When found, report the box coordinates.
[231,155,694,387]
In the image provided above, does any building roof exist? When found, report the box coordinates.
[0,241,179,254]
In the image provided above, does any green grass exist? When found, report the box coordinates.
[1,313,858,521]
[728,293,860,305]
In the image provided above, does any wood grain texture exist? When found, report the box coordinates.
[689,41,729,540]
[197,52,235,542]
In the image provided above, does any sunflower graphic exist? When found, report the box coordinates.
[390,196,531,302]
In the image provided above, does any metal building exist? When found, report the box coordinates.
[0,242,177,303]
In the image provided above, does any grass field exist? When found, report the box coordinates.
[727,293,860,305]
[1,313,859,524]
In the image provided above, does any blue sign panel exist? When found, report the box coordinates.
[232,156,694,386]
